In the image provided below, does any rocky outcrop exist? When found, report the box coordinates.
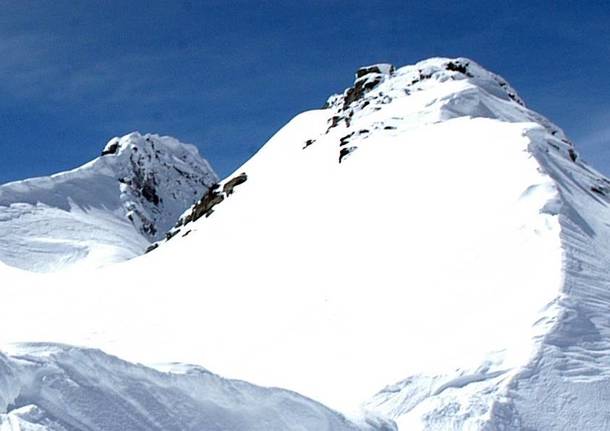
[223,172,248,196]
[342,64,395,111]
[311,58,555,166]
[103,133,218,241]
[101,138,120,156]
[146,171,248,252]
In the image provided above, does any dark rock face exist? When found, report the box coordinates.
[165,229,180,241]
[141,183,160,206]
[445,60,473,77]
[303,139,316,149]
[356,65,382,79]
[187,171,249,220]
[356,64,395,79]
[590,178,610,197]
[323,67,393,134]
[591,186,605,196]
[102,133,218,243]
[190,187,225,221]
[123,153,163,210]
[568,148,578,162]
[317,64,399,166]
[223,172,248,196]
[147,172,250,253]
[101,141,119,156]
[339,146,357,163]
[496,80,524,106]
[145,243,159,254]
[340,132,355,147]
[341,64,395,112]
[326,116,343,133]
[343,75,383,111]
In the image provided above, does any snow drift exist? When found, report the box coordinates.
[2,57,610,429]
[0,343,387,431]
[0,132,217,272]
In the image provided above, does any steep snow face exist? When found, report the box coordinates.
[362,127,610,431]
[1,57,608,430]
[0,132,217,272]
[0,343,386,431]
[479,130,610,431]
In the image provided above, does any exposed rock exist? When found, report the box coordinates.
[497,80,525,106]
[303,139,316,149]
[410,70,433,86]
[591,186,605,196]
[145,243,159,254]
[445,60,473,77]
[152,172,250,252]
[343,75,383,111]
[568,148,578,162]
[191,188,225,221]
[356,64,395,79]
[101,140,119,156]
[98,133,219,246]
[223,173,248,197]
[340,132,355,147]
[166,229,180,241]
[339,146,357,163]
[327,115,342,133]
[141,182,160,206]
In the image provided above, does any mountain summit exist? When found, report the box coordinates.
[1,57,610,430]
[0,132,217,272]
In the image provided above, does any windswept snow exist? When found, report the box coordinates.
[0,132,217,272]
[1,57,610,429]
[0,343,386,431]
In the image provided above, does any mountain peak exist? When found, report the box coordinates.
[327,57,526,113]
[318,57,572,165]
[101,132,201,159]
[0,132,217,272]
[97,132,218,239]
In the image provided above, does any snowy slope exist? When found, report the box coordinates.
[2,58,610,429]
[0,343,387,431]
[0,132,217,272]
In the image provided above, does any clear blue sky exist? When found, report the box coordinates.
[1,0,609,183]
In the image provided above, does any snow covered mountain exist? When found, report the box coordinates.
[0,132,217,272]
[2,57,610,430]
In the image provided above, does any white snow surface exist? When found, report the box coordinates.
[0,343,385,431]
[0,132,217,272]
[1,57,610,429]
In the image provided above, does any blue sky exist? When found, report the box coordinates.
[0,0,609,183]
